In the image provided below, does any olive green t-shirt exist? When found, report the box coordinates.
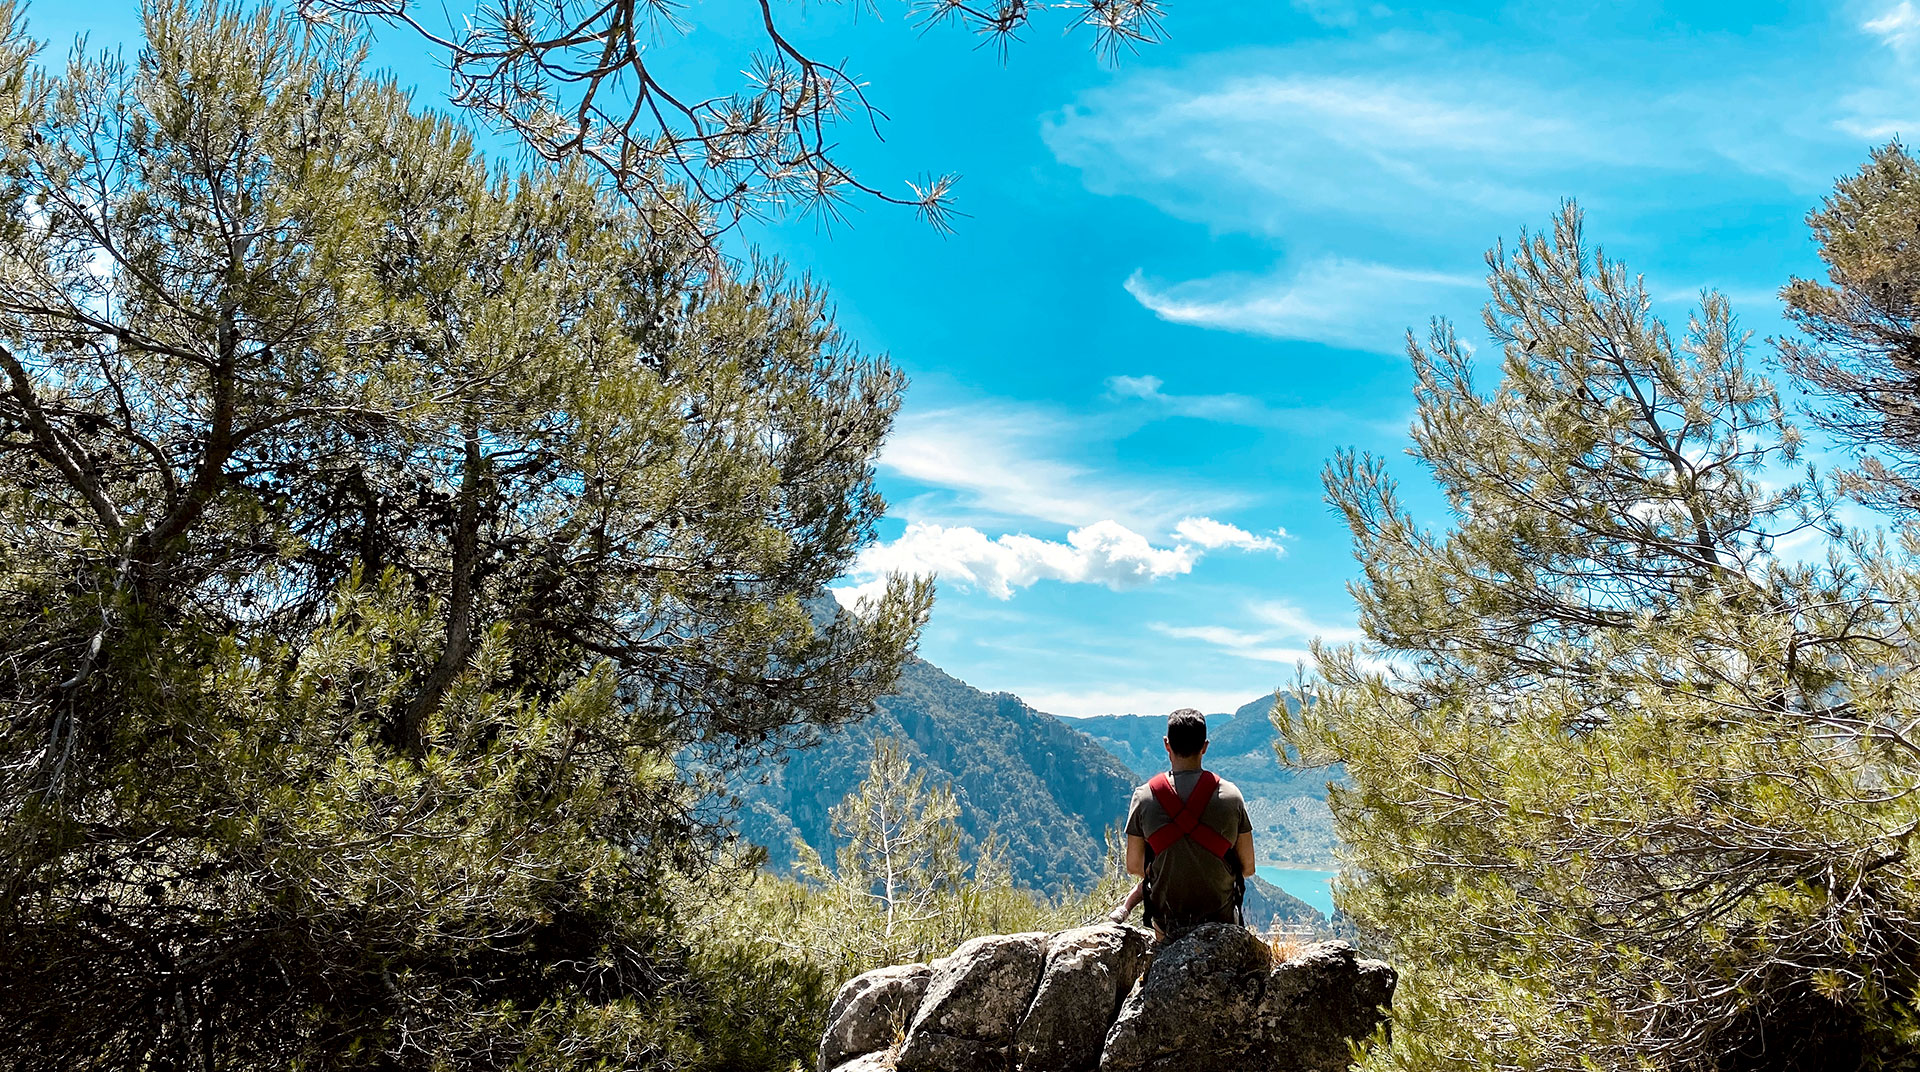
[1125,769,1251,928]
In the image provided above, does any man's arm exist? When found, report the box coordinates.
[1236,831,1256,878]
[1126,834,1147,878]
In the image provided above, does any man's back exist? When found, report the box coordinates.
[1125,768,1251,930]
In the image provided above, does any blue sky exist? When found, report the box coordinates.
[38,0,1918,716]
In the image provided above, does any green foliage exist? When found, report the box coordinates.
[0,2,926,1068]
[1281,205,1920,1071]
[723,738,1127,995]
[1782,141,1920,513]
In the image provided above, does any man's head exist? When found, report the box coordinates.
[1164,707,1207,759]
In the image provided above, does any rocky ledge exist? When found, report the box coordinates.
[818,923,1396,1072]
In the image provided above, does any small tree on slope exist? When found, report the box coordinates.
[780,738,1060,983]
[1279,205,1920,1072]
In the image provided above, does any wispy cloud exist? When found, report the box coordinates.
[1289,0,1391,28]
[1124,259,1479,351]
[1104,373,1273,423]
[1153,624,1316,666]
[832,515,1291,606]
[882,402,1242,531]
[1043,36,1856,246]
[1248,601,1366,644]
[1865,1,1920,55]
[1840,4,1920,138]
[1044,66,1643,238]
[1149,600,1366,668]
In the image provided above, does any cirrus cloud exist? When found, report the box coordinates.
[1124,260,1480,352]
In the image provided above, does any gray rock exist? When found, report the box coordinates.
[1014,924,1154,1072]
[820,963,935,1072]
[897,932,1050,1072]
[1252,941,1397,1072]
[829,1052,899,1072]
[1099,923,1273,1072]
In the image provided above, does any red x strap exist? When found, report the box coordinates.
[1144,771,1232,858]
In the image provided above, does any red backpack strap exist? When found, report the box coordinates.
[1144,770,1234,859]
[1145,773,1183,854]
[1184,773,1233,858]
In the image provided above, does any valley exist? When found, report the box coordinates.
[732,655,1341,926]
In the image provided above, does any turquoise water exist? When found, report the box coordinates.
[1254,866,1337,918]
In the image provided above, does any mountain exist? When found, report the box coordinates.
[735,656,1140,897]
[732,657,1329,925]
[1243,873,1323,929]
[1068,695,1341,867]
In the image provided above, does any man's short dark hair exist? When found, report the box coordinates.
[1166,708,1207,757]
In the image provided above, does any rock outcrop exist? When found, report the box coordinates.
[897,933,1050,1071]
[819,963,936,1072]
[1100,923,1273,1071]
[819,924,1394,1072]
[1014,925,1154,1072]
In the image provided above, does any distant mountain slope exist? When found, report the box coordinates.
[1244,874,1323,929]
[1068,694,1341,867]
[735,657,1141,897]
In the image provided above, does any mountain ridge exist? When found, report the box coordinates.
[733,655,1334,924]
[736,656,1138,898]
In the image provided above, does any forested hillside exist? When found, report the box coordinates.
[736,657,1140,896]
[736,658,1331,928]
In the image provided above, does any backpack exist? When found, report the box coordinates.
[1140,770,1244,931]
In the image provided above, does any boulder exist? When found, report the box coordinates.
[819,927,1394,1072]
[1253,941,1397,1072]
[828,1052,899,1072]
[820,963,936,1072]
[896,932,1050,1072]
[1099,923,1274,1072]
[1014,924,1154,1072]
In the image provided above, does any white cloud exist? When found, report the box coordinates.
[1840,5,1920,137]
[831,515,1293,606]
[1143,600,1367,670]
[1043,40,1855,245]
[1043,67,1640,238]
[833,520,1197,606]
[1106,374,1162,398]
[1172,516,1287,554]
[1154,624,1316,666]
[1248,601,1367,644]
[1124,259,1479,351]
[881,402,1242,531]
[1104,374,1271,423]
[1866,1,1920,54]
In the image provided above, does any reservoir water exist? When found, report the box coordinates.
[1254,866,1337,918]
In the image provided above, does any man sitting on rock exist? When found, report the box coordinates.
[1111,708,1256,938]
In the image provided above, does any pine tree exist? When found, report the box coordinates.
[1783,142,1920,513]
[726,739,1079,990]
[0,2,927,1067]
[1280,205,1920,1071]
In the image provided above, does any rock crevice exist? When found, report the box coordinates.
[820,924,1395,1072]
